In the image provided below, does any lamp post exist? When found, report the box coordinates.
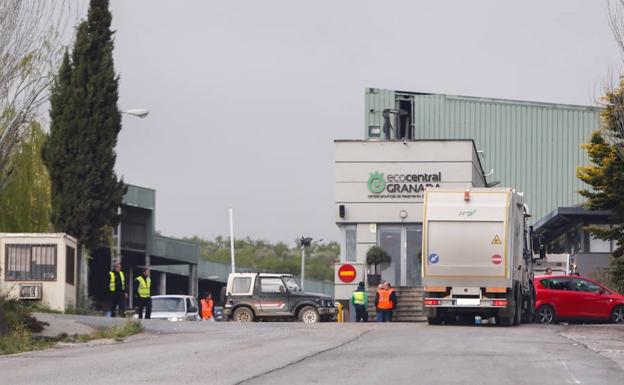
[117,108,149,310]
[300,237,313,291]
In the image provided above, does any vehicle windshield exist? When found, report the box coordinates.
[283,277,301,291]
[152,297,185,313]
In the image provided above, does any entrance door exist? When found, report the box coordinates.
[378,225,422,287]
[406,225,422,286]
[378,226,402,287]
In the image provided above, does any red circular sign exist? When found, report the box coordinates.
[491,254,502,265]
[338,264,357,283]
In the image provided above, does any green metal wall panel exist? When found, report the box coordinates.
[123,184,156,210]
[364,89,601,222]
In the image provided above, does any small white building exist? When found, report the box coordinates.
[0,233,78,312]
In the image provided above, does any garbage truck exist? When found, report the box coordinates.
[421,187,541,326]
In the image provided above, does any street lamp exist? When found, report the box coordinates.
[116,107,149,310]
[121,109,149,118]
[300,237,313,291]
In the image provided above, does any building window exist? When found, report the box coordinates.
[5,244,57,281]
[589,234,611,253]
[344,225,356,262]
[66,246,75,285]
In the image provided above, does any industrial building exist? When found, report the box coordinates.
[334,88,605,304]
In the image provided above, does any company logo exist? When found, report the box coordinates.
[368,171,386,193]
[458,209,477,217]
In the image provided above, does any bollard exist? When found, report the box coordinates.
[336,302,343,322]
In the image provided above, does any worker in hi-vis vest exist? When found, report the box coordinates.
[108,262,127,317]
[351,281,369,322]
[134,268,152,319]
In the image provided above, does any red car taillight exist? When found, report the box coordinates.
[492,299,508,307]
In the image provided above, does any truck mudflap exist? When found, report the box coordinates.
[423,297,509,308]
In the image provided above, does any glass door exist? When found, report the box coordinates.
[378,226,402,287]
[406,225,422,286]
[378,224,422,287]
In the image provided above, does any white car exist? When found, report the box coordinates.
[149,295,200,321]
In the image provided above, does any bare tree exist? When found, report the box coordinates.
[0,1,72,191]
[604,0,624,161]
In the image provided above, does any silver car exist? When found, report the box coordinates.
[150,295,200,321]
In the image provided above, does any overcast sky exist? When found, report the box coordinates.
[83,0,621,245]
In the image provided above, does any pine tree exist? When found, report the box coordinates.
[43,0,126,251]
[577,79,624,292]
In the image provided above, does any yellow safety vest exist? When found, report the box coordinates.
[352,291,366,305]
[135,276,151,298]
[109,271,125,292]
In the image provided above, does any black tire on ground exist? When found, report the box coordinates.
[611,305,624,324]
[535,305,555,324]
[298,306,320,323]
[427,317,442,325]
[232,307,254,322]
[513,288,521,326]
[521,282,536,324]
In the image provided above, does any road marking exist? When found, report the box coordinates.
[559,360,582,384]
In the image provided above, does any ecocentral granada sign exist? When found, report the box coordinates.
[367,171,442,199]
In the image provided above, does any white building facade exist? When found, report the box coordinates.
[334,140,486,299]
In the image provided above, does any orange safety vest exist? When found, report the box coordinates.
[201,298,213,319]
[377,289,393,310]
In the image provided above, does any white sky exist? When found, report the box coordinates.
[88,0,622,244]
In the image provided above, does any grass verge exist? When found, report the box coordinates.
[75,320,143,343]
[1,320,143,355]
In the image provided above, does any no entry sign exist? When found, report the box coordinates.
[491,254,502,265]
[338,264,357,283]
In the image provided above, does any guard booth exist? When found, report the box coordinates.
[0,233,78,312]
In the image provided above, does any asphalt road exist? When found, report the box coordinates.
[2,318,623,385]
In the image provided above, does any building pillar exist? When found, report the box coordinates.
[159,272,167,295]
[189,264,198,298]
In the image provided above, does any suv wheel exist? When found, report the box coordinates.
[233,307,254,322]
[298,306,319,323]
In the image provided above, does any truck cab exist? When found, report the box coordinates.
[223,273,337,323]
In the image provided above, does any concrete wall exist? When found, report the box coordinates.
[0,233,78,312]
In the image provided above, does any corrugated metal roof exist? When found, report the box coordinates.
[365,88,601,222]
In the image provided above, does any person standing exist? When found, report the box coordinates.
[200,293,214,321]
[385,282,398,322]
[375,283,393,322]
[108,262,127,317]
[351,281,368,322]
[134,268,152,319]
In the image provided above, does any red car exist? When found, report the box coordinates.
[534,275,624,324]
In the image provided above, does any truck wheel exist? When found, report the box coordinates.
[521,283,536,323]
[611,306,624,324]
[232,307,254,322]
[513,289,521,326]
[535,305,555,324]
[298,306,319,323]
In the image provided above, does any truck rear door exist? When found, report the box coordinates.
[423,190,510,280]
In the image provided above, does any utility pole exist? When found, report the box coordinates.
[229,205,236,273]
[300,237,312,291]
